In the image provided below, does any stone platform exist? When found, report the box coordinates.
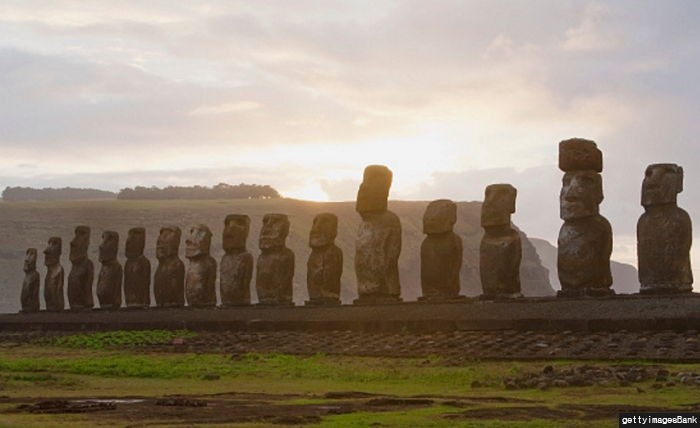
[1,294,698,333]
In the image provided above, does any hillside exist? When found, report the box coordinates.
[0,199,553,312]
[529,237,640,294]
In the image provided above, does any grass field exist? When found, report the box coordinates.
[0,331,698,427]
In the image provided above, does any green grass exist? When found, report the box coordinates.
[0,345,698,427]
[43,329,196,349]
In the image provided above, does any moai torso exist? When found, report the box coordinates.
[421,200,462,300]
[154,226,185,308]
[220,215,254,306]
[307,213,343,304]
[354,165,402,302]
[556,139,613,297]
[256,214,295,305]
[480,185,522,298]
[20,248,40,313]
[124,227,151,308]
[97,231,122,309]
[185,224,217,307]
[637,164,693,293]
[67,226,94,310]
[43,237,65,312]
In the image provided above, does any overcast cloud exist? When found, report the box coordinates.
[1,0,699,280]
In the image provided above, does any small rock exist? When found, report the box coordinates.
[202,373,220,381]
[171,338,186,346]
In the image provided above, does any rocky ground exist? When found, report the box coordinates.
[2,329,698,361]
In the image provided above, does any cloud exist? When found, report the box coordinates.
[561,2,622,52]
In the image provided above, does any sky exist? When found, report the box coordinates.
[1,0,699,278]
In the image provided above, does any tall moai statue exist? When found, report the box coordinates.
[220,215,254,306]
[185,224,217,307]
[307,213,343,305]
[354,165,402,303]
[67,226,94,310]
[480,185,522,298]
[638,164,693,294]
[20,248,40,312]
[420,200,463,300]
[256,214,295,305]
[154,226,185,307]
[557,138,613,297]
[124,227,151,308]
[43,237,64,312]
[96,231,123,309]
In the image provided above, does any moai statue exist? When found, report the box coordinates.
[154,226,185,307]
[638,164,693,294]
[354,165,402,303]
[557,138,613,297]
[480,185,522,298]
[20,248,40,313]
[67,225,94,310]
[96,231,122,309]
[307,213,343,305]
[220,215,254,306]
[256,213,295,305]
[420,200,463,300]
[43,237,64,312]
[185,224,217,307]
[124,227,151,308]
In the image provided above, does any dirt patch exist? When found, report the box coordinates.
[16,399,117,413]
[445,404,684,421]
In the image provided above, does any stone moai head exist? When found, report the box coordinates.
[356,165,393,214]
[185,224,212,258]
[223,214,250,253]
[423,199,457,234]
[99,231,119,263]
[156,226,181,260]
[24,248,37,273]
[481,184,517,227]
[44,237,62,267]
[309,213,338,248]
[558,138,603,173]
[125,227,146,258]
[560,171,603,220]
[641,163,683,207]
[259,213,290,250]
[69,225,91,263]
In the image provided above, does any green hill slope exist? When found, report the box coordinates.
[0,199,553,312]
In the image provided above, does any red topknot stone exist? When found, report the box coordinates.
[559,138,603,173]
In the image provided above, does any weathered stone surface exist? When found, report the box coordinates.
[67,225,94,310]
[256,214,294,305]
[20,248,40,313]
[355,165,402,303]
[220,215,253,306]
[43,237,64,312]
[154,226,185,308]
[480,185,522,298]
[355,211,402,302]
[558,216,613,295]
[97,231,122,309]
[638,163,693,294]
[124,227,151,308]
[356,165,392,214]
[481,184,516,227]
[557,140,613,297]
[185,224,217,307]
[420,200,462,300]
[307,213,342,305]
[559,138,602,173]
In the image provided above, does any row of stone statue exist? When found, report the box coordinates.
[19,138,694,311]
